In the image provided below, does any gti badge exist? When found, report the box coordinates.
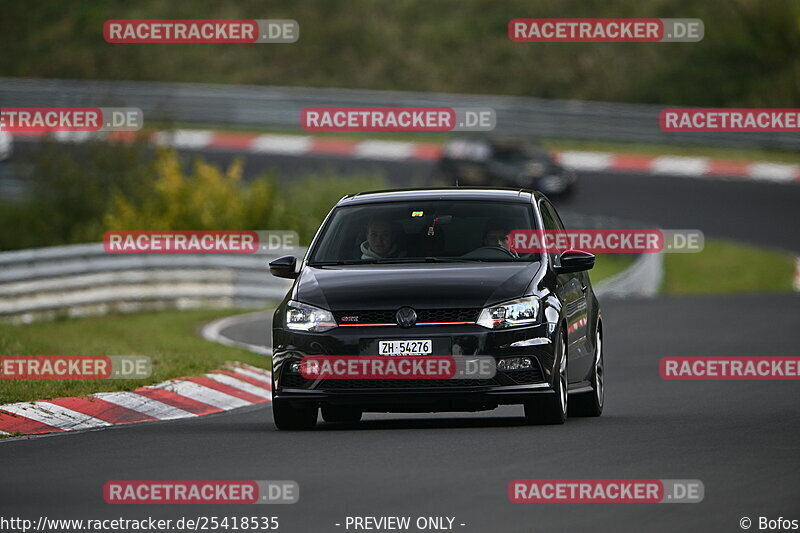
[395,307,417,328]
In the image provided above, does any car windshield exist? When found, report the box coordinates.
[493,149,531,163]
[308,199,540,264]
[492,143,549,163]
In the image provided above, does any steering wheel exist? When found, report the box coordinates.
[462,246,517,258]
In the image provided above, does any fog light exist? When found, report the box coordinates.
[497,357,533,371]
[289,361,302,373]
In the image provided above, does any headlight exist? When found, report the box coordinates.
[285,300,337,332]
[477,296,540,329]
[539,175,566,193]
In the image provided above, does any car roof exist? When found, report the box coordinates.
[445,135,543,148]
[336,187,543,206]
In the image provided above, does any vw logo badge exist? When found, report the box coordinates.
[395,307,417,328]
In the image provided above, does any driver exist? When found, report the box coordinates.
[483,221,513,251]
[361,218,405,259]
[479,220,520,258]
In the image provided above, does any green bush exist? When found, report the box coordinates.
[0,138,153,250]
[104,149,387,244]
[104,150,274,231]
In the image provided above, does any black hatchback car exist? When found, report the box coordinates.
[269,188,603,429]
[436,137,576,197]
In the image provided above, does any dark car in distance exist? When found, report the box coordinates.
[436,137,576,197]
[269,188,603,429]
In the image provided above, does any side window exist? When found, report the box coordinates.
[541,201,565,231]
[539,201,557,231]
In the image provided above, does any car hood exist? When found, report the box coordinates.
[294,262,542,311]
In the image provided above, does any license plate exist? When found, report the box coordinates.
[378,340,433,356]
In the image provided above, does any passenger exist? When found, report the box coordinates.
[361,218,405,259]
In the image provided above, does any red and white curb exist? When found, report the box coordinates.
[14,129,800,184]
[555,151,800,184]
[0,362,271,437]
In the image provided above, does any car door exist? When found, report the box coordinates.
[539,199,592,383]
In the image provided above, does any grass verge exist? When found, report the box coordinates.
[0,309,270,405]
[663,239,796,294]
[591,254,637,284]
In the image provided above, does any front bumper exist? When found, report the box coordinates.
[272,322,558,411]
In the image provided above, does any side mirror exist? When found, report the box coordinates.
[555,250,595,274]
[269,255,298,279]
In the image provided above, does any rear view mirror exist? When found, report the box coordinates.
[555,250,595,273]
[269,255,298,279]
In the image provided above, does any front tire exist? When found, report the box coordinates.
[569,327,604,417]
[524,329,567,425]
[272,400,318,430]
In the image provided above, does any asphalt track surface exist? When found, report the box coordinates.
[3,144,800,532]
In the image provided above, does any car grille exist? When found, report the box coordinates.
[280,364,543,390]
[334,308,480,325]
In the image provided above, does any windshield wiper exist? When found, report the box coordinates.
[309,257,484,266]
[373,257,479,264]
[307,260,376,266]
